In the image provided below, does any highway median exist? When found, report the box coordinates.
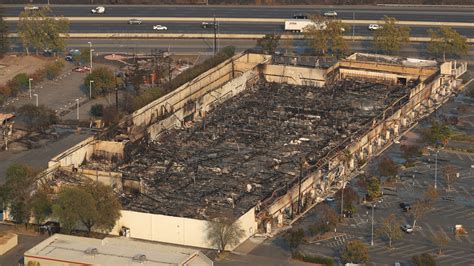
[7,33,474,43]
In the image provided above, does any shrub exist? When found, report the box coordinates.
[90,104,104,117]
[308,222,331,236]
[102,105,120,126]
[44,60,64,80]
[7,73,29,93]
[412,253,436,266]
[17,104,58,131]
[302,255,335,265]
[285,228,305,250]
[0,85,12,97]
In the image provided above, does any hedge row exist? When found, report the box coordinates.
[292,251,335,265]
[0,60,64,104]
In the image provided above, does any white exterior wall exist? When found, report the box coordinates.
[263,64,326,86]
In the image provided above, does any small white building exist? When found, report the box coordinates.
[24,234,213,266]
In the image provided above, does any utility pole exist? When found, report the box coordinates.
[371,203,375,246]
[340,182,345,217]
[33,94,38,107]
[88,41,93,73]
[89,80,94,99]
[76,99,80,120]
[434,150,439,189]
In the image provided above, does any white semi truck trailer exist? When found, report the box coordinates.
[284,19,327,32]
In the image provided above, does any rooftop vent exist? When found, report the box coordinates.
[84,247,98,255]
[132,254,147,263]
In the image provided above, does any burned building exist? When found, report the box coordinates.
[27,52,467,250]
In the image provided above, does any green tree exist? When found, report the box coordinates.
[84,67,115,98]
[335,186,359,214]
[17,104,58,132]
[0,6,9,57]
[285,228,305,250]
[73,48,91,64]
[18,6,69,55]
[373,16,410,54]
[376,213,403,248]
[410,200,429,228]
[305,15,348,56]
[30,190,52,225]
[257,33,281,54]
[366,176,382,201]
[341,240,369,263]
[53,182,121,234]
[90,104,104,117]
[424,121,451,146]
[428,26,468,61]
[412,253,436,266]
[206,216,245,251]
[378,156,398,177]
[0,163,35,225]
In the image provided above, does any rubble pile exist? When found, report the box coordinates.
[104,79,409,219]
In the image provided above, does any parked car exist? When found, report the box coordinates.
[153,25,168,31]
[323,11,338,17]
[39,221,60,235]
[293,13,308,19]
[400,202,411,212]
[24,6,39,11]
[368,24,382,31]
[65,55,73,61]
[91,6,105,14]
[324,196,335,203]
[401,224,414,233]
[128,18,142,25]
[73,65,91,73]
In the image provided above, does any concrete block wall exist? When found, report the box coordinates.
[262,64,326,87]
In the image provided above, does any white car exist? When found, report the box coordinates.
[91,6,105,14]
[323,11,337,17]
[153,25,168,31]
[401,224,414,233]
[128,18,143,25]
[368,24,382,30]
[24,6,39,11]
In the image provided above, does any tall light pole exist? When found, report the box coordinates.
[33,93,38,107]
[88,41,93,73]
[89,80,94,99]
[76,99,80,120]
[371,203,375,246]
[28,78,33,99]
[434,150,439,189]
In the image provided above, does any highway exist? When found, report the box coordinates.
[5,21,474,37]
[3,5,474,23]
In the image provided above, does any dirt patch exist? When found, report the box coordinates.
[0,55,52,86]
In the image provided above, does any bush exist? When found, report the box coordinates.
[412,253,436,266]
[102,105,120,126]
[90,104,104,117]
[17,104,58,131]
[44,60,64,80]
[0,85,12,97]
[308,222,331,236]
[7,73,29,93]
[292,251,334,265]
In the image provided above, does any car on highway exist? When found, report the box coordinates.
[201,22,215,29]
[368,24,382,31]
[323,11,337,17]
[401,224,414,233]
[293,13,308,19]
[128,18,143,25]
[153,25,168,31]
[91,6,105,14]
[24,5,40,11]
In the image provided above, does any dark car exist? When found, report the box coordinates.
[201,22,215,29]
[400,202,411,212]
[65,55,73,61]
[39,221,60,235]
[293,13,308,19]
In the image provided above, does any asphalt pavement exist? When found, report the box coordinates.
[3,5,474,22]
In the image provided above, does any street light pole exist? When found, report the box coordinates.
[28,78,33,99]
[371,203,375,246]
[340,182,345,217]
[89,80,94,99]
[33,94,38,107]
[76,99,80,120]
[434,150,439,189]
[88,42,93,73]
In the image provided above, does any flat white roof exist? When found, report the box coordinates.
[25,234,212,266]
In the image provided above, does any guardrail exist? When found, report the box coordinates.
[4,17,474,27]
[6,32,474,43]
